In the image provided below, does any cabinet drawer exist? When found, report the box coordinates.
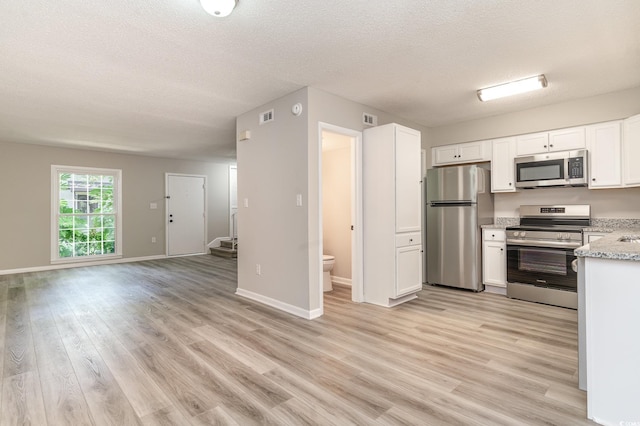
[396,232,421,247]
[483,229,506,242]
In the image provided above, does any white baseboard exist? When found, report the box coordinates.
[484,285,507,295]
[235,288,322,320]
[0,255,167,276]
[331,276,352,287]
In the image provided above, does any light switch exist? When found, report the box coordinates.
[150,202,157,210]
[296,194,303,207]
[244,198,249,208]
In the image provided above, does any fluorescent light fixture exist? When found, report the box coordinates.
[200,0,237,17]
[477,74,548,102]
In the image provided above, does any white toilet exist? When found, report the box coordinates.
[322,255,335,292]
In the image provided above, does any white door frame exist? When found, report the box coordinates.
[318,122,364,305]
[229,165,238,238]
[165,173,207,256]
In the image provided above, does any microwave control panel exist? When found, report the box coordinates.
[568,157,584,178]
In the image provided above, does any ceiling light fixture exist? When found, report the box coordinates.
[200,0,237,17]
[477,74,548,102]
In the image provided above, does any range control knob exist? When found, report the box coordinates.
[564,233,571,240]
[513,231,520,237]
[557,233,562,239]
[520,231,526,237]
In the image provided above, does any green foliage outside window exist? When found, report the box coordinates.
[57,172,116,258]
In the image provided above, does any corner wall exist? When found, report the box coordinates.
[236,87,429,318]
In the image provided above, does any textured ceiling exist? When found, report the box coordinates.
[1,0,639,160]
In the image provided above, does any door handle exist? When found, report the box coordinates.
[169,220,173,223]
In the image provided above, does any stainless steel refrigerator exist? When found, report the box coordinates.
[425,165,493,291]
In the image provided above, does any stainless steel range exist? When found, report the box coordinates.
[506,205,590,309]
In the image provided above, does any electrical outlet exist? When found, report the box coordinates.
[256,264,261,275]
[151,237,156,243]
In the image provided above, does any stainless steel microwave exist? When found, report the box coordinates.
[515,149,588,188]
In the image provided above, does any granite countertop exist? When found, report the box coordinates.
[582,227,614,233]
[481,224,507,230]
[575,229,640,261]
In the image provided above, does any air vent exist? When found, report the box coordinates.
[259,109,274,125]
[363,113,378,126]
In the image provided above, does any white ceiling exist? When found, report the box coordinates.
[1,0,639,161]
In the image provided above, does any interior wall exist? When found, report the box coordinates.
[236,86,429,317]
[495,187,640,219]
[235,88,311,311]
[0,141,233,271]
[428,86,640,220]
[307,87,430,311]
[322,145,351,281]
[429,86,640,145]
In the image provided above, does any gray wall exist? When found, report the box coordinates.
[429,86,640,146]
[236,87,429,315]
[0,141,233,271]
[427,86,640,219]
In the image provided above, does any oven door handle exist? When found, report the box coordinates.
[506,240,582,249]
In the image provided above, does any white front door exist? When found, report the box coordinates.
[166,174,206,256]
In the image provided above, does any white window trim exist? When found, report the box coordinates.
[51,165,123,264]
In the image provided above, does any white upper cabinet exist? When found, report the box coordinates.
[395,127,422,233]
[623,114,640,187]
[516,127,586,156]
[515,132,549,156]
[491,137,516,192]
[586,121,622,189]
[432,140,490,166]
[548,127,586,152]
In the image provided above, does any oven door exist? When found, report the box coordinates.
[506,244,577,291]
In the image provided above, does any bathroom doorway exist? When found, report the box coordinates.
[319,123,363,305]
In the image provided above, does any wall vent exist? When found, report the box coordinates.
[363,113,378,126]
[259,109,274,125]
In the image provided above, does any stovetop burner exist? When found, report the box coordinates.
[507,224,586,233]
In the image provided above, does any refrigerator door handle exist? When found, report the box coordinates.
[429,201,475,207]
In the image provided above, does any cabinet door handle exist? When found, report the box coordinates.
[592,178,596,181]
[550,144,554,148]
[543,145,547,148]
[508,182,512,186]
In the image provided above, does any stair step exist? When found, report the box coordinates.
[220,239,238,249]
[210,246,237,259]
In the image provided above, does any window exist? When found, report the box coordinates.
[51,166,122,263]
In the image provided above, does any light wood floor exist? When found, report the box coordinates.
[0,255,595,425]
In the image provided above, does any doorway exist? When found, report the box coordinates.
[319,123,363,305]
[165,173,207,256]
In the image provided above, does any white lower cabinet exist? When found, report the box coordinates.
[396,242,423,297]
[482,229,506,288]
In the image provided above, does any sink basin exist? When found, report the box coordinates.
[618,235,640,243]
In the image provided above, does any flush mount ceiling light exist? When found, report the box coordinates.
[200,0,237,17]
[477,74,548,102]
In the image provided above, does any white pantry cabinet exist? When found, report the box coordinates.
[515,127,586,156]
[363,123,423,307]
[482,229,506,288]
[432,140,490,166]
[491,137,516,192]
[586,121,622,189]
[623,113,640,187]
